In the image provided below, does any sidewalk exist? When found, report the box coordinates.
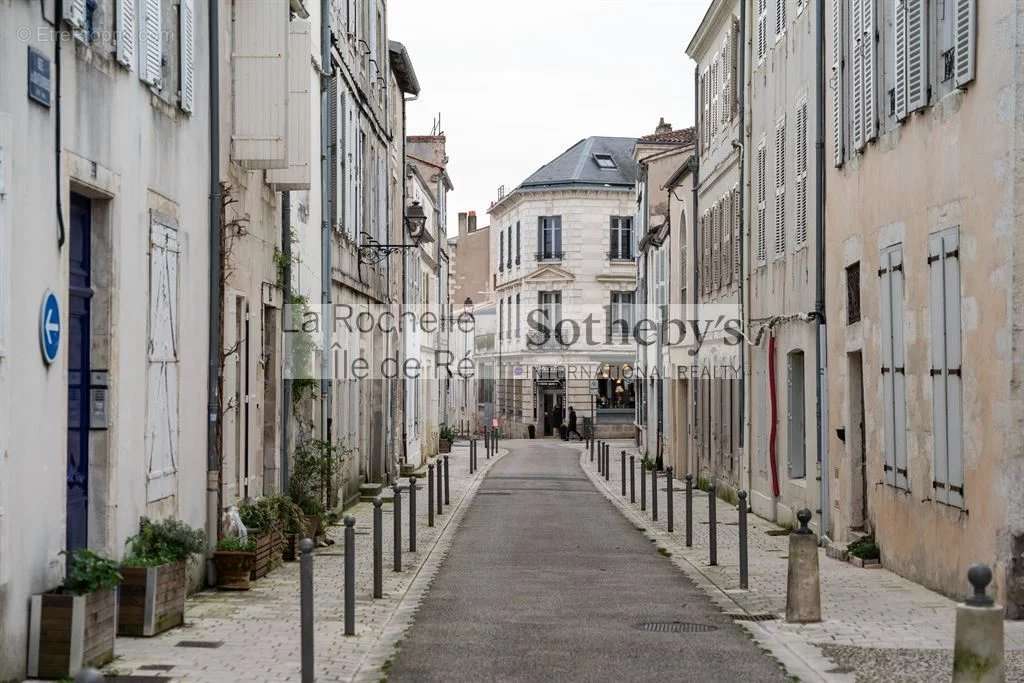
[106,441,509,683]
[582,441,1024,682]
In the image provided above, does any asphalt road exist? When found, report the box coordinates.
[387,440,787,682]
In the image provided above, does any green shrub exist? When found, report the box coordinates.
[439,423,456,442]
[289,438,348,517]
[217,536,255,553]
[123,517,206,568]
[238,498,278,533]
[847,534,881,560]
[63,549,122,595]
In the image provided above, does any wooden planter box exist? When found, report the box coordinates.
[438,439,452,453]
[250,529,283,580]
[27,588,116,679]
[118,561,186,637]
[213,551,255,590]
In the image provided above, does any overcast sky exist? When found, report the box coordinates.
[391,0,708,235]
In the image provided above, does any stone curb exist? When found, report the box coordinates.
[350,446,511,682]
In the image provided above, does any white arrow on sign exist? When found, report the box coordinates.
[44,307,59,346]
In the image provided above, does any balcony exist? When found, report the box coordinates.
[535,251,563,262]
[607,251,633,262]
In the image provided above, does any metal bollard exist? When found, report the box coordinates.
[604,444,610,482]
[738,490,748,589]
[709,478,718,566]
[492,428,498,454]
[372,496,383,599]
[667,467,674,533]
[436,458,444,515]
[392,482,402,571]
[471,438,476,473]
[640,459,647,511]
[427,463,435,528]
[597,441,603,469]
[443,455,450,505]
[590,437,594,462]
[651,466,658,521]
[343,515,356,636]
[299,538,314,682]
[685,474,693,547]
[620,451,627,496]
[629,455,636,503]
[408,475,418,552]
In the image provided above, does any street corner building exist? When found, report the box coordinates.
[487,136,639,441]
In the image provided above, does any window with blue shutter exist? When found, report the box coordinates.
[929,227,963,507]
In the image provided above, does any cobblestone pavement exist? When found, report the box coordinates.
[582,440,1024,682]
[106,441,508,683]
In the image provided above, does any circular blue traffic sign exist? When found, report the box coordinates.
[39,290,61,365]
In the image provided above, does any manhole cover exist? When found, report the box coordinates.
[730,613,779,622]
[635,621,717,633]
[175,640,224,649]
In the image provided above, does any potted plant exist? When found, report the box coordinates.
[119,517,206,637]
[212,536,256,590]
[238,498,284,579]
[288,437,345,541]
[438,423,455,453]
[27,549,121,678]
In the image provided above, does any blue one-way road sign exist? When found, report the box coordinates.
[39,290,61,365]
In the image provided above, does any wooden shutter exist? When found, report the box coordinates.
[701,213,710,293]
[905,0,928,114]
[733,183,741,281]
[862,0,877,143]
[928,229,963,506]
[775,118,786,256]
[712,202,721,289]
[795,102,808,245]
[954,0,976,87]
[776,0,786,36]
[179,0,195,113]
[832,0,844,165]
[851,0,864,150]
[757,142,767,262]
[346,99,357,238]
[146,214,180,503]
[140,0,162,86]
[328,76,339,230]
[116,0,136,69]
[895,0,907,119]
[64,0,87,29]
[729,22,739,120]
[757,0,768,62]
[879,245,906,489]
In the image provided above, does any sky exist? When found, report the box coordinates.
[391,0,710,236]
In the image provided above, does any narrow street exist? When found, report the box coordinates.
[387,441,786,681]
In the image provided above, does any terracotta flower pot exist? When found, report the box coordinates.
[118,560,187,637]
[213,551,255,590]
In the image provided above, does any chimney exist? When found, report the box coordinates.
[458,212,468,237]
[655,117,672,135]
[468,211,477,233]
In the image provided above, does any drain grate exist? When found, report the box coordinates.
[138,665,175,671]
[175,640,224,649]
[765,529,790,537]
[730,613,779,622]
[477,491,512,496]
[635,621,718,634]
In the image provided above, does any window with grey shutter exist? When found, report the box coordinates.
[116,0,136,69]
[498,299,503,340]
[862,0,878,142]
[516,293,521,336]
[851,0,865,149]
[879,243,908,490]
[757,0,768,63]
[507,226,513,269]
[515,221,521,264]
[140,0,162,86]
[795,101,808,245]
[499,231,504,272]
[776,0,787,37]
[711,201,721,290]
[775,118,786,256]
[929,227,963,507]
[147,213,180,502]
[328,76,338,230]
[895,0,928,120]
[954,0,976,87]
[757,141,768,262]
[787,350,806,479]
[832,0,844,166]
[732,184,741,281]
[179,0,195,112]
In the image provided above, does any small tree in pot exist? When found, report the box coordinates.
[27,549,122,678]
[438,423,455,453]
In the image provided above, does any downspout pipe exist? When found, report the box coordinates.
[320,0,333,474]
[737,0,747,494]
[206,0,223,559]
[814,0,831,540]
[691,65,700,480]
[281,190,291,493]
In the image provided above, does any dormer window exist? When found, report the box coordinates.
[594,153,617,170]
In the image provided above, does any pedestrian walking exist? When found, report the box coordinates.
[566,407,583,441]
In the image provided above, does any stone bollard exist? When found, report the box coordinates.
[343,516,356,636]
[408,475,418,552]
[299,538,314,682]
[629,455,636,503]
[391,482,402,571]
[785,509,822,623]
[372,497,383,599]
[952,564,1005,683]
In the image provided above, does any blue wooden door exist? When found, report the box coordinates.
[67,193,91,553]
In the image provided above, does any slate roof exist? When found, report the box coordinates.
[519,137,638,190]
[637,126,696,146]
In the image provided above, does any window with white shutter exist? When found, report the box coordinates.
[179,0,195,113]
[758,0,769,63]
[879,243,908,490]
[776,0,787,38]
[795,101,808,246]
[116,0,136,69]
[954,0,976,87]
[499,231,505,272]
[757,141,767,263]
[928,227,963,507]
[832,0,844,166]
[702,213,711,293]
[328,76,339,230]
[851,0,865,150]
[774,117,786,256]
[699,72,708,150]
[861,0,878,143]
[723,193,733,286]
[146,213,180,503]
[712,201,721,290]
[345,97,357,239]
[732,184,741,281]
[895,0,928,120]
[140,0,163,86]
[64,0,87,29]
